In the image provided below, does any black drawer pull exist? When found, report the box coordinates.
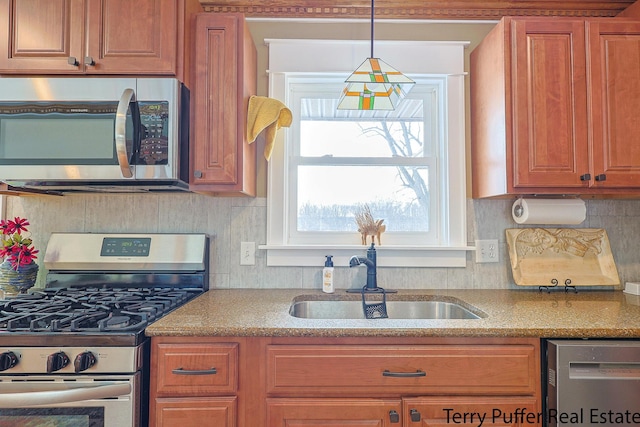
[382,369,426,378]
[172,367,217,375]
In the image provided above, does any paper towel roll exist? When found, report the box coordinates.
[511,198,586,225]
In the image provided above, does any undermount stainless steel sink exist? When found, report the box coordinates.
[289,296,486,320]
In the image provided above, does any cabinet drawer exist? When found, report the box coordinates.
[155,397,237,427]
[266,344,538,396]
[155,343,238,396]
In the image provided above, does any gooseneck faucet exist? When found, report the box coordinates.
[349,242,378,291]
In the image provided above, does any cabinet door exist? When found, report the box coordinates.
[155,397,236,427]
[510,19,590,189]
[190,13,257,195]
[84,0,177,74]
[267,398,402,427]
[588,21,640,188]
[403,396,540,427]
[0,0,84,73]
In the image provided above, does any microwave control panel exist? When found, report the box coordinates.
[138,101,169,165]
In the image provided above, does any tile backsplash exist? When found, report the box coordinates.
[5,194,640,290]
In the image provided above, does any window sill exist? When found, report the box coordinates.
[259,244,473,267]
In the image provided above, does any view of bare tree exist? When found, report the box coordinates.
[359,121,429,218]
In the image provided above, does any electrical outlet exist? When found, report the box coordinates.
[475,239,499,263]
[240,241,256,265]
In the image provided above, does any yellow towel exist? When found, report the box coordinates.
[246,96,292,161]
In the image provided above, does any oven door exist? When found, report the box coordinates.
[0,374,140,427]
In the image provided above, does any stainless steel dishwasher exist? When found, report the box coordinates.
[546,340,640,427]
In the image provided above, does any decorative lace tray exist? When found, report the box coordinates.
[505,228,620,287]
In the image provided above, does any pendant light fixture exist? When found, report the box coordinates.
[337,0,415,110]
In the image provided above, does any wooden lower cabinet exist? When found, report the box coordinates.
[149,336,541,427]
[149,339,243,426]
[267,398,403,426]
[155,397,237,427]
[404,396,540,427]
[265,396,539,427]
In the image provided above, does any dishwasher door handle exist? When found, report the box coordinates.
[570,362,640,380]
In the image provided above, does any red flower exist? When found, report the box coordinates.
[12,246,39,269]
[10,217,30,234]
[1,217,38,271]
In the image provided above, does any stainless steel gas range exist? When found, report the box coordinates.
[0,233,209,427]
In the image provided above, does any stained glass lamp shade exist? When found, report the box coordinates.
[337,0,415,110]
[337,58,415,110]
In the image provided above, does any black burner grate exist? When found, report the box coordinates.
[0,287,201,333]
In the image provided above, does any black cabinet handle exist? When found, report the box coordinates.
[382,369,426,377]
[389,410,400,423]
[172,367,217,375]
[595,174,607,181]
[410,409,422,422]
[580,173,591,181]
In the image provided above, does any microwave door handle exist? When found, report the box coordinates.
[115,88,136,178]
[0,383,131,407]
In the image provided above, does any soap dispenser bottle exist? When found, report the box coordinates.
[322,255,334,293]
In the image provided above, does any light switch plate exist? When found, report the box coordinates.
[240,241,256,265]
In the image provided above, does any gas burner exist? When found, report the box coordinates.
[0,287,201,334]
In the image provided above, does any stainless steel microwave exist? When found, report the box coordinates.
[0,77,189,193]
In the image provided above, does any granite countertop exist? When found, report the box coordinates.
[145,288,640,338]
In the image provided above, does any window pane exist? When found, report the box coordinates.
[300,112,425,158]
[297,165,430,232]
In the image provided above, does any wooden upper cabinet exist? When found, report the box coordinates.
[0,0,85,73]
[0,0,201,83]
[471,17,591,198]
[510,19,590,190]
[472,16,640,198]
[189,13,257,196]
[588,20,640,188]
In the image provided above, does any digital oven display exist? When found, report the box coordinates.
[100,237,151,256]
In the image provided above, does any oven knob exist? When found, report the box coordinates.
[74,351,97,373]
[0,351,19,371]
[47,351,70,373]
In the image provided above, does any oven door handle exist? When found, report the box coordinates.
[0,383,131,407]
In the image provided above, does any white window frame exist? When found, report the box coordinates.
[261,39,472,267]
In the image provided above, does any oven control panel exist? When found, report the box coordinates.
[100,237,151,257]
[0,347,142,374]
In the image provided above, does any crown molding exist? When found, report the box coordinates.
[199,0,635,20]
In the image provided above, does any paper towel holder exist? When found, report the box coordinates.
[512,195,583,221]
[513,197,525,219]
